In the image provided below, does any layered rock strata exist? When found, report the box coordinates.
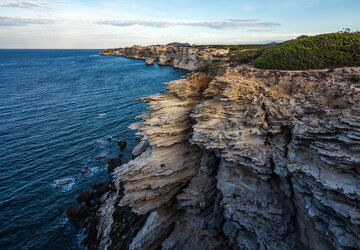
[99,45,229,71]
[96,66,360,249]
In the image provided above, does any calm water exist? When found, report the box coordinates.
[0,50,186,249]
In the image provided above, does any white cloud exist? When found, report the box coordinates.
[0,15,281,30]
[0,16,54,25]
[95,18,281,29]
[0,0,53,10]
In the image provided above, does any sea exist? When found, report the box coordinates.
[0,49,187,249]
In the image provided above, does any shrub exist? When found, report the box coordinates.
[349,74,360,83]
[254,32,360,70]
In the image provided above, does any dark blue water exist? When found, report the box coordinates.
[0,50,186,249]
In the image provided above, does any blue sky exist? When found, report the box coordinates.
[0,0,359,48]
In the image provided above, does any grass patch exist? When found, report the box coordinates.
[254,32,360,70]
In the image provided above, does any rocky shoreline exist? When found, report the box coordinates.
[98,44,229,71]
[67,45,360,249]
[65,139,151,249]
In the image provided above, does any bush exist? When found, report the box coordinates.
[197,59,225,75]
[349,74,360,83]
[254,32,360,70]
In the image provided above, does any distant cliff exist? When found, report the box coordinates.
[98,45,229,71]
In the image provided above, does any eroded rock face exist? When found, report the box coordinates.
[94,66,360,249]
[145,58,155,65]
[99,45,229,70]
[190,67,360,249]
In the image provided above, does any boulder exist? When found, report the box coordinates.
[95,156,104,161]
[108,158,122,171]
[96,185,109,198]
[145,58,155,65]
[92,182,104,190]
[65,202,89,222]
[117,140,127,150]
[132,141,148,158]
[76,188,93,203]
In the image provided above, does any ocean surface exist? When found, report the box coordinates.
[0,49,186,249]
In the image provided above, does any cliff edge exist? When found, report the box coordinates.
[91,34,360,249]
[98,45,229,71]
[89,64,360,249]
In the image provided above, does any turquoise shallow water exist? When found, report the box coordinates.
[0,49,186,249]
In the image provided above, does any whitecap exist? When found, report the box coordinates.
[98,113,107,118]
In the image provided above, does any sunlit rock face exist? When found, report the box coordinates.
[100,66,360,249]
[190,67,360,249]
[99,45,229,70]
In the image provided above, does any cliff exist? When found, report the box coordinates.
[88,65,360,249]
[98,45,229,71]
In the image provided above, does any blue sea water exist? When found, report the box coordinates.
[0,50,186,249]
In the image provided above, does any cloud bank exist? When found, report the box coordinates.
[0,16,54,26]
[0,0,52,9]
[0,15,281,29]
[95,18,281,29]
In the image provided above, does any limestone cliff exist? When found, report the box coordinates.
[99,45,229,71]
[91,65,360,249]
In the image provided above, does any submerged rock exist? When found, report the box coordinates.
[117,140,127,150]
[65,202,89,222]
[76,188,93,203]
[80,166,91,175]
[131,141,148,158]
[107,158,122,171]
[54,178,73,187]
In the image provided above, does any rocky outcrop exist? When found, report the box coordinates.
[145,58,155,65]
[99,45,229,71]
[131,141,148,158]
[81,182,148,249]
[93,66,360,249]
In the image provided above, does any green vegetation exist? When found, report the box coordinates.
[229,45,269,64]
[349,74,360,83]
[228,44,268,51]
[254,32,360,70]
[197,59,225,75]
[208,44,268,51]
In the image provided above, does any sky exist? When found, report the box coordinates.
[0,0,359,48]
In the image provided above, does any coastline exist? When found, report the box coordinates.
[98,44,229,71]
[68,44,360,249]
